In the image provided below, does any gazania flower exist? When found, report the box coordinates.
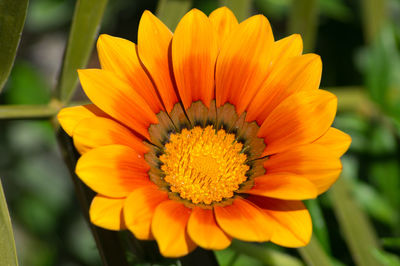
[58,7,351,257]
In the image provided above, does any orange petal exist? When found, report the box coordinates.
[215,14,274,114]
[258,90,337,156]
[124,184,169,240]
[57,104,107,136]
[270,34,303,65]
[73,117,148,155]
[209,7,239,46]
[214,198,272,242]
[76,145,151,197]
[78,69,157,140]
[246,54,322,125]
[172,9,218,109]
[187,207,231,250]
[138,11,178,113]
[248,195,312,247]
[89,195,126,231]
[151,200,196,257]
[246,173,318,200]
[313,127,351,157]
[97,34,164,113]
[264,143,342,194]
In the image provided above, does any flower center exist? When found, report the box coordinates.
[159,126,249,205]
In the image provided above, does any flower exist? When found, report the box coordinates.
[57,7,351,258]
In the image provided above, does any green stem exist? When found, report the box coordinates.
[0,103,59,120]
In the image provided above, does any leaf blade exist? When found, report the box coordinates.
[0,0,29,92]
[230,240,303,266]
[329,177,383,266]
[287,0,318,53]
[298,235,333,266]
[0,180,18,266]
[56,0,108,103]
[304,199,332,255]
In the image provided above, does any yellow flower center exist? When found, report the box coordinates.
[159,126,249,205]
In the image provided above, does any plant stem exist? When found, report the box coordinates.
[0,104,59,120]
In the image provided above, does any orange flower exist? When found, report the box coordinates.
[58,7,351,257]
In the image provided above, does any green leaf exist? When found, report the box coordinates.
[218,0,252,22]
[364,24,400,122]
[353,182,399,227]
[156,0,193,31]
[382,238,400,249]
[304,199,332,255]
[254,0,291,20]
[364,26,392,107]
[55,0,108,104]
[372,249,400,266]
[287,0,319,52]
[318,0,352,22]
[229,240,303,266]
[325,86,373,114]
[360,0,386,43]
[0,180,18,266]
[254,0,351,21]
[329,177,383,266]
[0,0,29,92]
[298,235,333,266]
[193,0,219,15]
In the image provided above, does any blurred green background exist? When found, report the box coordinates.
[1,0,400,265]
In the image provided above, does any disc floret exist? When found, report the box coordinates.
[160,126,249,205]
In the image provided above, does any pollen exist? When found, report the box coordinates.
[159,126,249,205]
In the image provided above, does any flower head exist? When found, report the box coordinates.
[58,7,351,257]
